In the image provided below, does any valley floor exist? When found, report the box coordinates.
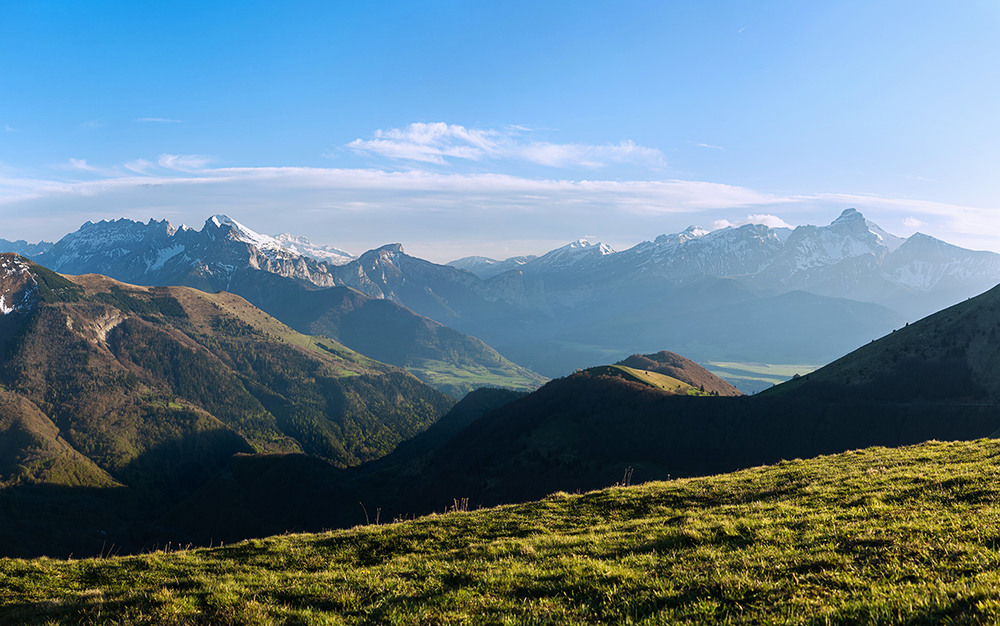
[3,438,1000,624]
[705,361,822,394]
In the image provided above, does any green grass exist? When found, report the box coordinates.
[585,365,709,395]
[6,438,1000,623]
[407,358,547,399]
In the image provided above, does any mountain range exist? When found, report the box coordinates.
[452,208,1000,321]
[7,208,1000,392]
[446,209,1000,379]
[27,217,544,397]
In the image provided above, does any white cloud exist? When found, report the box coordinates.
[745,214,792,228]
[136,117,182,124]
[347,122,666,169]
[156,154,214,171]
[708,214,793,231]
[514,139,664,168]
[80,119,104,129]
[2,125,14,132]
[347,123,492,164]
[3,157,1000,261]
[67,158,99,172]
[904,216,926,228]
[695,143,725,151]
[124,159,155,174]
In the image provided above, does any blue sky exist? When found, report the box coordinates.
[1,1,999,261]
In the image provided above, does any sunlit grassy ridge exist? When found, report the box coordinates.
[584,365,709,395]
[5,438,1000,624]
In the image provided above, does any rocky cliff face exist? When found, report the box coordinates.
[0,254,38,317]
[35,216,346,291]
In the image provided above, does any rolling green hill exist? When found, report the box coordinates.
[617,351,743,396]
[5,438,1000,623]
[584,364,710,395]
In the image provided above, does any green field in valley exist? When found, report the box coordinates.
[706,361,822,393]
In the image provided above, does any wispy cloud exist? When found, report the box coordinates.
[136,117,182,124]
[2,156,998,261]
[157,154,214,171]
[347,122,667,169]
[2,125,15,132]
[80,119,104,129]
[66,158,100,172]
[124,159,155,174]
[904,216,926,228]
[694,142,726,151]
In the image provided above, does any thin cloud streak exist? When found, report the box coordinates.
[347,122,667,169]
[0,159,998,261]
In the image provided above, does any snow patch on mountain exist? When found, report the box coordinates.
[273,233,355,265]
[449,255,538,279]
[0,254,38,315]
[148,244,186,271]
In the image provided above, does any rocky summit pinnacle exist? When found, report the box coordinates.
[834,207,862,222]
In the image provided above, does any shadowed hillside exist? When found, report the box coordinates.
[769,281,1000,402]
[0,254,453,556]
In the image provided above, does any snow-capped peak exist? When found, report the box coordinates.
[564,239,616,255]
[528,238,617,271]
[273,233,356,265]
[203,217,356,265]
[831,207,863,225]
[651,225,711,248]
[560,239,616,256]
[829,208,905,252]
[207,215,316,260]
[206,214,281,249]
[682,226,710,238]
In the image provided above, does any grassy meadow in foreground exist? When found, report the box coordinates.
[4,438,1000,624]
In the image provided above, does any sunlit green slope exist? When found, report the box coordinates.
[5,438,1000,624]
